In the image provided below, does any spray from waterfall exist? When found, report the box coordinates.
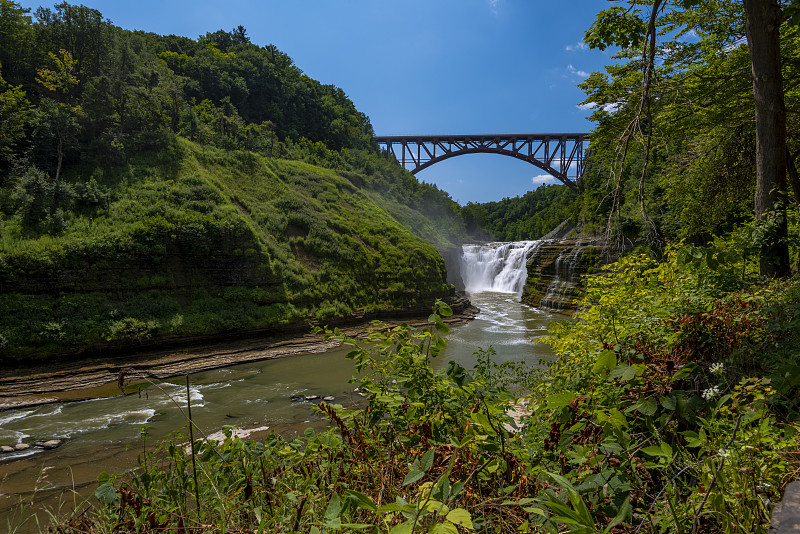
[460,241,542,297]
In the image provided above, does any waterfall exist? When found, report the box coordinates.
[539,245,585,311]
[460,241,542,297]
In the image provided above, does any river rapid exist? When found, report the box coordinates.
[0,241,564,531]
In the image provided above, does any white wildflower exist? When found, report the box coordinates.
[709,362,725,375]
[702,385,721,401]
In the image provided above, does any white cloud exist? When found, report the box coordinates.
[566,42,588,52]
[723,36,746,52]
[488,0,501,14]
[577,101,619,113]
[567,64,589,78]
[532,174,556,187]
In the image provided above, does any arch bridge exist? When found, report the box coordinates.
[373,133,589,190]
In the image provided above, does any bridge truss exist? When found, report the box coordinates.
[373,133,589,190]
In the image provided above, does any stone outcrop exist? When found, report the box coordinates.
[770,481,800,533]
[522,238,614,314]
[440,245,466,291]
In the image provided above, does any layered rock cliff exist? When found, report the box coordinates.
[521,239,611,314]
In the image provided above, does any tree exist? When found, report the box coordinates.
[0,68,29,178]
[29,97,80,182]
[33,2,110,90]
[460,202,489,234]
[0,0,34,87]
[582,0,793,275]
[11,164,74,231]
[742,0,790,276]
[36,48,79,103]
[232,25,249,45]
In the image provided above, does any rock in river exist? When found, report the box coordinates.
[290,394,333,402]
[14,443,31,451]
[34,439,65,450]
[0,445,14,453]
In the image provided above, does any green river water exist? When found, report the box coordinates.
[0,242,564,532]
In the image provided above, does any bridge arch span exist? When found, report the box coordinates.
[373,133,589,190]
[412,146,563,178]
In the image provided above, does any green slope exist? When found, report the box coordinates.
[0,139,454,360]
[464,184,579,242]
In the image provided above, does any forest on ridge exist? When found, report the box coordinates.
[0,0,473,359]
[2,2,800,533]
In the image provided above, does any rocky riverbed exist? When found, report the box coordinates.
[0,297,478,411]
[0,438,65,454]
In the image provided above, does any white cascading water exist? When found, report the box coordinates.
[540,246,583,309]
[460,241,543,298]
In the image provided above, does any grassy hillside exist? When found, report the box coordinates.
[0,2,476,361]
[0,138,456,359]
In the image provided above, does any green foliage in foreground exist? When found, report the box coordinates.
[532,246,800,533]
[45,243,800,533]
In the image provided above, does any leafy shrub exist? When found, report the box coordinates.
[11,166,75,228]
[45,208,67,234]
[314,299,352,320]
[108,317,160,344]
[527,244,800,533]
[74,177,108,208]
[166,313,184,333]
[40,320,68,342]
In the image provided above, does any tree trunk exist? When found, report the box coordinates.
[743,0,790,277]
[787,148,800,206]
[55,135,63,183]
[788,148,800,272]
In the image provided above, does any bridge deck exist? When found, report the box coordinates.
[373,133,590,190]
[374,133,589,141]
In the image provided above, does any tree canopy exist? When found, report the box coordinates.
[0,0,376,184]
[576,0,800,270]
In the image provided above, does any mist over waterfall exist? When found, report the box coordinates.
[460,241,542,297]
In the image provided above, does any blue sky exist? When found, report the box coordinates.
[18,0,613,204]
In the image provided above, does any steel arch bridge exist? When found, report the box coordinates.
[373,133,589,190]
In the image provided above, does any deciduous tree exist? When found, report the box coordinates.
[582,0,793,275]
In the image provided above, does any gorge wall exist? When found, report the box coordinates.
[521,238,612,314]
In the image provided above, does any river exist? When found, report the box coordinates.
[0,241,564,532]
